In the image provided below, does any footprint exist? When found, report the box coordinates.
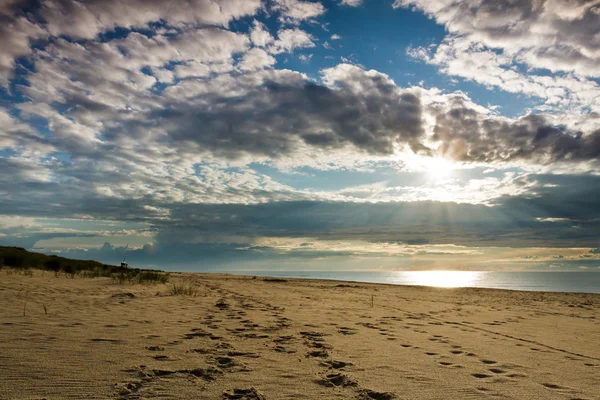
[480,359,497,365]
[507,373,527,378]
[542,383,562,389]
[223,387,265,399]
[300,331,329,339]
[358,389,396,400]
[472,373,492,379]
[315,373,357,387]
[425,352,438,356]
[214,357,238,369]
[273,345,295,353]
[488,368,505,374]
[89,338,123,343]
[321,360,353,369]
[151,369,177,377]
[306,350,328,358]
[227,351,260,358]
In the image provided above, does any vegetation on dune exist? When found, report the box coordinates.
[169,282,199,296]
[0,246,169,284]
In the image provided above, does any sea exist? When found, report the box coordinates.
[228,271,600,294]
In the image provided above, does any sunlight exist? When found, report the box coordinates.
[398,270,484,288]
[423,156,456,180]
[401,153,457,181]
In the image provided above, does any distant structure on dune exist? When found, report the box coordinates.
[120,251,128,269]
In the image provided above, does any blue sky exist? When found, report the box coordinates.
[1,0,600,272]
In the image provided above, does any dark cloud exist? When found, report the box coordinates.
[33,240,371,271]
[5,173,600,249]
[432,99,600,164]
[141,79,425,157]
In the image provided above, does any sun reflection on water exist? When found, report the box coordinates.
[392,271,484,288]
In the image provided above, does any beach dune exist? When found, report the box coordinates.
[0,271,598,399]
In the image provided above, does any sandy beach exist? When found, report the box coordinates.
[1,270,598,400]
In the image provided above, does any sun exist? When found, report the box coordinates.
[423,156,455,180]
[402,153,456,181]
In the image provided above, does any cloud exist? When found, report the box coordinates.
[407,37,600,114]
[429,95,600,164]
[5,169,600,261]
[0,14,46,85]
[272,0,327,23]
[39,0,261,39]
[271,28,316,53]
[396,0,600,77]
[340,0,363,6]
[400,0,600,116]
[0,0,262,84]
[19,45,428,161]
[298,54,313,63]
[0,108,53,155]
[144,67,424,156]
[249,20,275,48]
[239,48,277,71]
[6,173,600,250]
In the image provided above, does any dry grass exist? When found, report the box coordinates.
[169,282,199,296]
[111,270,169,285]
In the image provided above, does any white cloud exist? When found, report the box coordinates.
[0,0,262,84]
[239,48,277,71]
[41,0,261,39]
[272,0,327,23]
[0,16,46,86]
[0,215,37,229]
[400,0,600,115]
[270,28,316,54]
[250,20,275,48]
[0,108,53,156]
[340,0,363,6]
[396,0,600,77]
[407,36,600,114]
[298,53,313,63]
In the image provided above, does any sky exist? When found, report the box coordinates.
[1,0,600,272]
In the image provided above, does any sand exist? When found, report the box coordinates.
[0,270,598,400]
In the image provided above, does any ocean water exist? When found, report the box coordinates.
[230,271,600,294]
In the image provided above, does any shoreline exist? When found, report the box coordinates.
[175,270,600,295]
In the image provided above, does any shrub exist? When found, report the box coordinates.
[137,271,169,284]
[3,254,25,267]
[44,259,61,272]
[62,264,76,278]
[169,282,198,296]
